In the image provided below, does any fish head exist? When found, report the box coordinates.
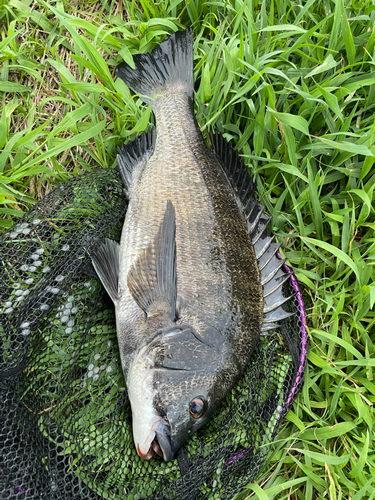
[127,324,234,461]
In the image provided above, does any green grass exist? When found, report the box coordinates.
[1,0,375,498]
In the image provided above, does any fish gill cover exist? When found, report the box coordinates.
[0,29,308,500]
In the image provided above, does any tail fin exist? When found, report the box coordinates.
[116,28,194,104]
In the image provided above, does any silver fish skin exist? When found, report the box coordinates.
[91,29,263,462]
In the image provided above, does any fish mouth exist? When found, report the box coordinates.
[136,418,173,462]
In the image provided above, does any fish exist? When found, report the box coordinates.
[90,28,293,462]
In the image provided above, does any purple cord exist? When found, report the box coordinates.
[9,486,28,495]
[227,447,252,466]
[227,261,308,466]
[281,262,308,410]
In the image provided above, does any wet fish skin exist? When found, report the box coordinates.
[118,90,263,457]
[91,29,263,461]
[118,92,262,365]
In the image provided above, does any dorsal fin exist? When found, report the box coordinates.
[208,132,256,217]
[117,128,156,197]
[208,132,294,333]
[127,201,177,318]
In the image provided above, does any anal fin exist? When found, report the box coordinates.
[127,201,177,319]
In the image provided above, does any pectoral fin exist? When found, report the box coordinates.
[127,201,177,318]
[90,238,120,304]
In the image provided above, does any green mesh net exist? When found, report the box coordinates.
[0,167,307,500]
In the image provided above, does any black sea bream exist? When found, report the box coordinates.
[90,29,292,462]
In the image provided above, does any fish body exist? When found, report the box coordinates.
[118,92,263,372]
[91,29,291,462]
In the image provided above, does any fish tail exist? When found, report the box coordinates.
[116,28,194,104]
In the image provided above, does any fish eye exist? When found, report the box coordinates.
[189,397,206,419]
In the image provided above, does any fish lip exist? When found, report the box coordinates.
[136,427,156,460]
[137,442,154,460]
[135,419,173,462]
[154,418,174,461]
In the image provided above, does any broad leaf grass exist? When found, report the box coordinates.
[1,0,375,498]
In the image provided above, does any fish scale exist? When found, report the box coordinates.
[118,93,255,350]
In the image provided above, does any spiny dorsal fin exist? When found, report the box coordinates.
[256,239,294,331]
[208,132,256,217]
[117,128,155,196]
[208,131,295,334]
[90,238,120,304]
[127,201,176,318]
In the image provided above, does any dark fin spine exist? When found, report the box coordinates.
[263,269,288,296]
[263,273,290,298]
[263,292,294,313]
[247,202,265,231]
[208,131,296,334]
[208,132,256,215]
[254,235,275,260]
[127,201,177,316]
[261,258,286,286]
[116,29,193,104]
[117,128,156,195]
[90,239,120,304]
[258,242,281,271]
[262,307,294,323]
[260,323,280,333]
[251,223,269,245]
